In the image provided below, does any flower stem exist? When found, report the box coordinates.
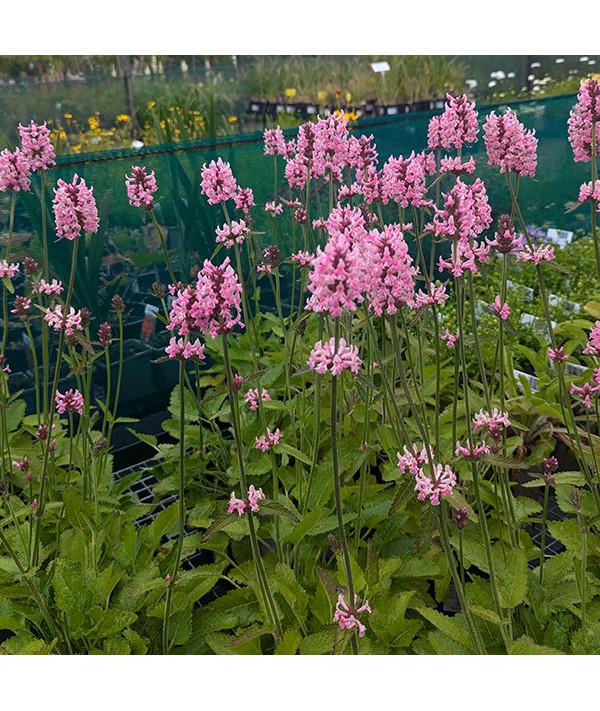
[331,318,359,655]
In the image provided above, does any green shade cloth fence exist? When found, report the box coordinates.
[2,92,592,306]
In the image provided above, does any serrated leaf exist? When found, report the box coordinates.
[494,546,528,608]
[258,500,299,522]
[508,635,564,654]
[283,507,327,545]
[415,607,473,650]
[299,630,335,655]
[275,628,301,655]
[201,510,240,542]
[470,605,502,626]
[276,443,312,466]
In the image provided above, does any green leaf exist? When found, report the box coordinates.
[201,510,240,542]
[299,631,335,655]
[283,507,328,545]
[572,623,600,654]
[0,597,25,631]
[415,607,473,650]
[276,442,312,466]
[508,635,564,654]
[86,607,138,640]
[470,605,503,626]
[274,563,309,618]
[494,546,528,608]
[275,629,301,655]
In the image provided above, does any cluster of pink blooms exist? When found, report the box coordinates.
[381,152,430,208]
[165,336,206,360]
[215,220,250,249]
[583,321,600,356]
[429,179,492,278]
[167,257,244,339]
[455,440,491,460]
[397,443,456,506]
[578,181,600,204]
[228,485,266,516]
[0,148,31,192]
[307,337,362,376]
[472,408,511,440]
[429,94,479,151]
[32,278,63,296]
[430,178,492,243]
[263,126,294,159]
[255,427,282,451]
[483,108,538,177]
[290,251,314,266]
[456,409,510,461]
[305,207,366,317]
[200,157,239,204]
[515,243,555,265]
[548,346,569,364]
[264,201,283,215]
[486,214,523,254]
[125,166,158,208]
[44,305,84,336]
[0,261,19,279]
[492,295,510,320]
[53,174,99,240]
[568,78,600,163]
[362,224,417,314]
[0,121,55,193]
[570,381,597,409]
[244,388,271,411]
[415,283,448,309]
[233,186,255,214]
[442,329,460,347]
[19,121,56,171]
[333,593,371,637]
[11,295,32,320]
[439,156,476,175]
[55,388,84,416]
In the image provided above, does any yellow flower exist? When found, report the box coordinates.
[147,101,156,109]
[317,90,327,102]
[63,112,73,120]
[116,114,131,123]
[285,88,297,98]
[72,144,81,153]
[87,116,100,130]
[228,116,238,123]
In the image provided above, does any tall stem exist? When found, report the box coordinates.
[331,318,359,655]
[222,333,282,640]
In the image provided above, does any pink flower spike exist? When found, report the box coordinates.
[333,593,371,637]
[228,491,247,516]
[438,93,479,150]
[568,78,600,163]
[247,485,266,513]
[244,388,271,411]
[483,108,538,177]
[0,148,32,192]
[441,329,459,348]
[308,337,362,376]
[200,158,238,204]
[55,388,84,416]
[472,408,510,440]
[0,261,19,279]
[233,186,255,214]
[189,257,244,338]
[265,201,283,216]
[492,295,510,320]
[584,321,600,357]
[439,156,477,175]
[125,166,158,207]
[570,382,595,409]
[255,428,282,452]
[18,120,56,171]
[548,346,569,364]
[455,440,491,461]
[53,174,99,240]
